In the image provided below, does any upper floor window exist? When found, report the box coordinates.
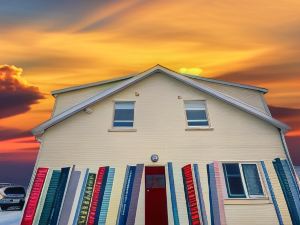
[113,101,135,127]
[184,100,209,127]
[223,163,264,199]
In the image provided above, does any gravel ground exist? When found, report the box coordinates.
[0,210,22,225]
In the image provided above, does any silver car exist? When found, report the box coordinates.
[0,183,25,211]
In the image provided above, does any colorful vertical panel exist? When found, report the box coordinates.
[98,167,115,225]
[260,161,284,225]
[193,164,208,225]
[167,162,180,225]
[273,158,300,225]
[49,167,71,225]
[77,173,97,225]
[207,162,227,225]
[182,164,201,225]
[38,170,61,225]
[126,164,144,225]
[21,168,49,225]
[59,168,81,225]
[72,169,89,225]
[87,167,108,225]
[117,166,136,225]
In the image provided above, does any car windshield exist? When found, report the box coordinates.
[4,187,25,195]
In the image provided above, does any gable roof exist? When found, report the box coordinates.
[51,70,267,96]
[32,65,289,136]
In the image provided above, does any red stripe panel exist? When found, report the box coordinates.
[87,167,106,225]
[182,164,201,225]
[21,168,49,225]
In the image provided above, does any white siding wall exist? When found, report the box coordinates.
[37,73,287,225]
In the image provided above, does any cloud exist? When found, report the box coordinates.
[0,127,31,141]
[0,65,44,118]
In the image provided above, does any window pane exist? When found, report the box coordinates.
[223,163,246,198]
[113,121,134,127]
[187,121,209,126]
[242,164,264,196]
[113,102,134,127]
[114,109,134,121]
[146,175,166,188]
[184,101,206,109]
[186,110,207,120]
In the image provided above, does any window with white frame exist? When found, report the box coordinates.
[184,100,209,127]
[222,163,264,198]
[113,101,135,127]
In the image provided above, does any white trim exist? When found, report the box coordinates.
[184,74,268,93]
[51,75,135,95]
[32,65,289,136]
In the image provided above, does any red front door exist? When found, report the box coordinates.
[145,166,168,225]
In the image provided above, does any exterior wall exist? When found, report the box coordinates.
[53,80,125,116]
[190,78,268,113]
[37,73,287,225]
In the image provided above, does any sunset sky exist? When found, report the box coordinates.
[0,0,299,187]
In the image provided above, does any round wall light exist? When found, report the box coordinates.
[151,154,159,162]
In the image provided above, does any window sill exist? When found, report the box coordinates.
[108,128,137,132]
[224,198,271,205]
[185,126,214,131]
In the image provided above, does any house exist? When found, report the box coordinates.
[21,65,300,225]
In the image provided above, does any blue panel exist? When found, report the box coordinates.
[49,167,71,225]
[260,161,283,225]
[167,162,180,225]
[117,166,136,225]
[98,168,115,225]
[193,164,208,225]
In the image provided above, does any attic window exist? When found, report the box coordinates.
[184,100,209,127]
[113,101,135,127]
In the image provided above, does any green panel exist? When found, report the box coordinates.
[77,173,96,225]
[38,170,61,225]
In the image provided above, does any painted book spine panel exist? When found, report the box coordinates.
[38,170,61,225]
[98,168,115,225]
[167,162,180,225]
[77,173,96,225]
[21,168,49,225]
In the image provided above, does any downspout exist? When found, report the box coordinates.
[280,130,300,192]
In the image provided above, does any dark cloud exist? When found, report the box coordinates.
[269,106,300,130]
[286,136,300,166]
[0,127,31,141]
[0,65,44,118]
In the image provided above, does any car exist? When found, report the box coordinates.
[0,183,26,211]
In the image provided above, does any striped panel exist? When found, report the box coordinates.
[49,167,71,225]
[265,161,293,225]
[77,173,97,225]
[213,162,226,225]
[273,158,300,225]
[207,162,227,225]
[117,166,136,225]
[38,170,61,225]
[126,164,144,225]
[106,166,127,225]
[21,168,49,225]
[260,161,284,225]
[167,162,180,225]
[33,170,53,225]
[88,167,107,225]
[173,163,190,224]
[193,164,208,225]
[72,169,89,225]
[182,164,201,225]
[98,168,115,225]
[59,168,81,225]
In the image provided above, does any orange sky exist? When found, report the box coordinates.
[0,0,299,186]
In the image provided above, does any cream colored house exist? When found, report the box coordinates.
[21,65,300,225]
